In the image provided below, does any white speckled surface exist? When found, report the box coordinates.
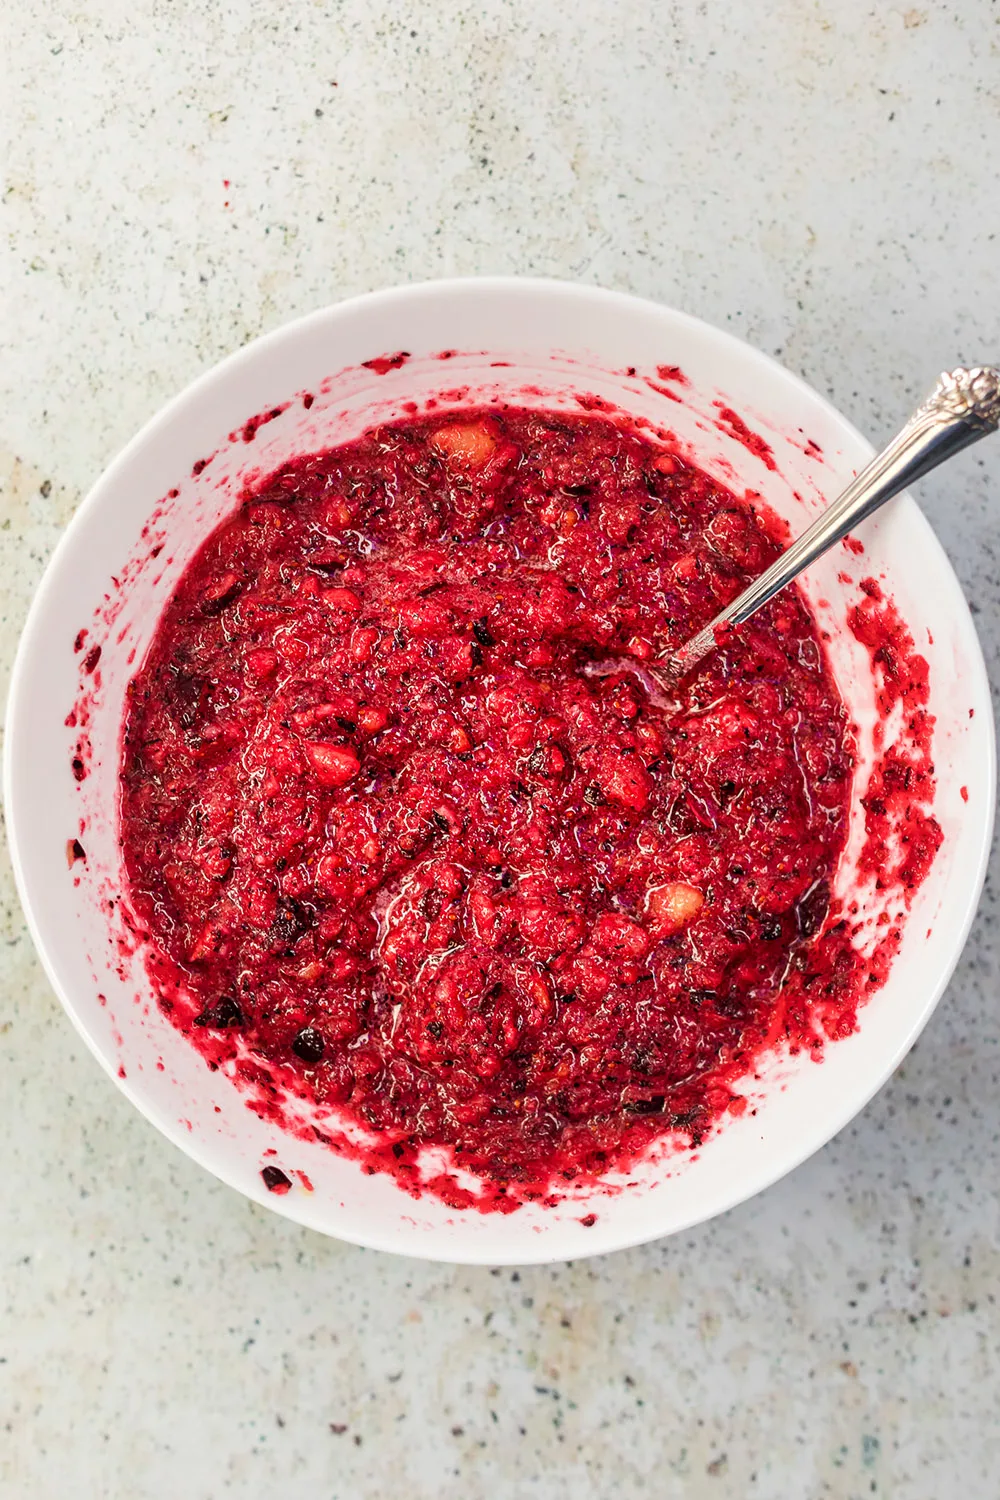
[2,3,999,1495]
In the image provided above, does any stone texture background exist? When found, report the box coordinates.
[1,2,998,1496]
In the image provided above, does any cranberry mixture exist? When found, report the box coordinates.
[121,407,860,1203]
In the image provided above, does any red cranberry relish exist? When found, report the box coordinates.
[121,407,858,1202]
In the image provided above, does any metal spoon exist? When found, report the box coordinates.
[591,365,1000,701]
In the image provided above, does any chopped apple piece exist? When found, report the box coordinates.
[645,881,704,937]
[431,421,498,468]
[304,743,361,787]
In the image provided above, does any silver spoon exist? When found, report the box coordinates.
[589,365,1000,702]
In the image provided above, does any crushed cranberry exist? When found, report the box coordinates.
[121,406,876,1203]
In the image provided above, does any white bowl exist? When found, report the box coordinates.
[5,279,994,1264]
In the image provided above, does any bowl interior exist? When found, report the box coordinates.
[5,280,994,1263]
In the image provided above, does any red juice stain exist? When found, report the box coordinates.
[362,351,410,375]
[645,379,683,404]
[74,629,88,653]
[714,406,777,470]
[844,536,865,556]
[961,786,969,802]
[233,404,291,444]
[655,364,688,385]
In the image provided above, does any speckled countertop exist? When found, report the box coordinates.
[2,3,999,1496]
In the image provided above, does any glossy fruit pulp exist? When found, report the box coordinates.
[121,407,859,1202]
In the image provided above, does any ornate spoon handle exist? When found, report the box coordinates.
[663,365,1000,684]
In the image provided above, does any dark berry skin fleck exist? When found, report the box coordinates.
[120,405,925,1208]
[261,1165,292,1194]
